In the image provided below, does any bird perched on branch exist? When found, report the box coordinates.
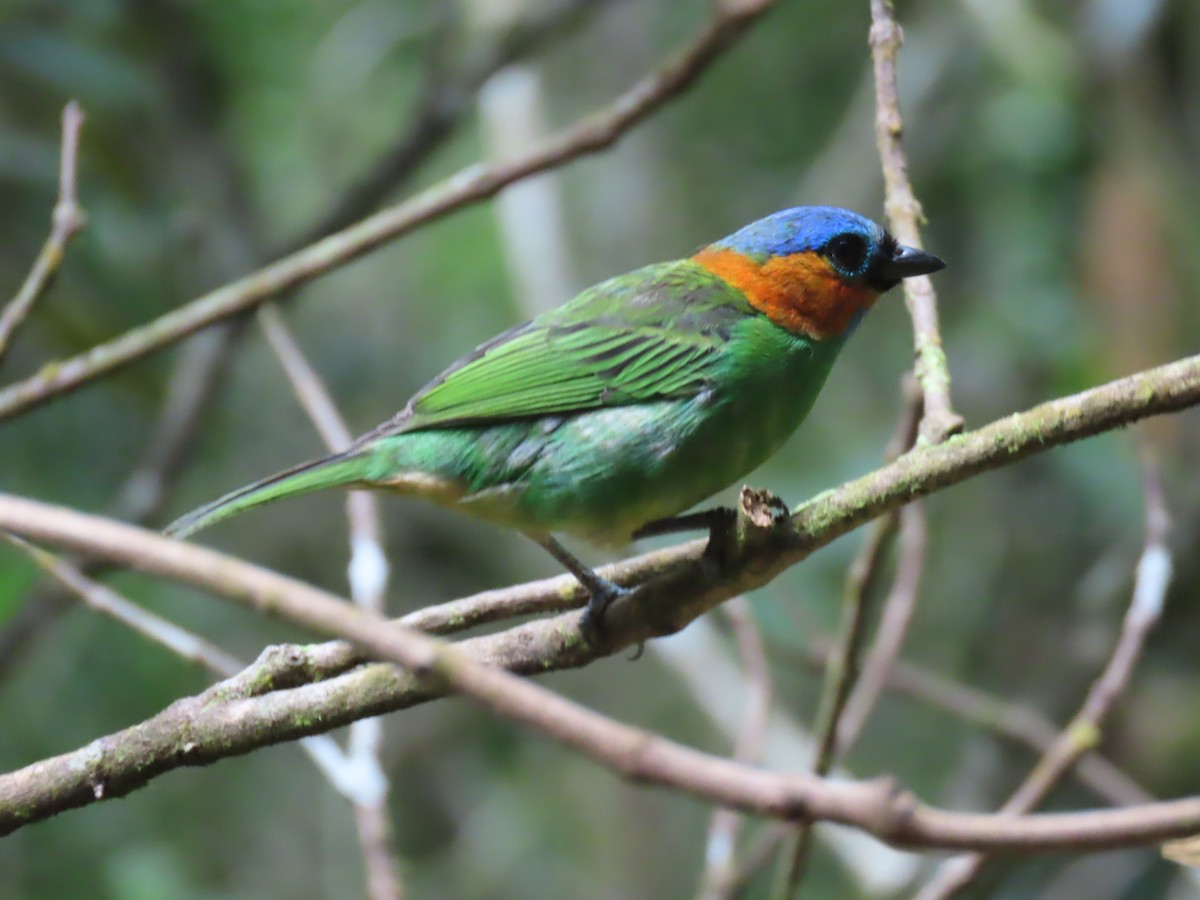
[167,206,944,632]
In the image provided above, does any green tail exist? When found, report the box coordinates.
[165,450,374,539]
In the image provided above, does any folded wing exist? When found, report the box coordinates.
[364,261,753,438]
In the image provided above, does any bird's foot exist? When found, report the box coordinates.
[578,577,633,643]
[527,533,635,645]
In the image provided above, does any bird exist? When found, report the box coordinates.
[167,206,945,632]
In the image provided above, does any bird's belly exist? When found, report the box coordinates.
[441,393,804,545]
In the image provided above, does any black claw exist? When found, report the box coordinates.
[633,506,736,541]
[702,508,739,566]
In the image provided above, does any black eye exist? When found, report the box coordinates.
[825,233,869,273]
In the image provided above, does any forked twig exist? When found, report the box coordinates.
[697,599,774,899]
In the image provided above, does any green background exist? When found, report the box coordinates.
[1,0,1199,897]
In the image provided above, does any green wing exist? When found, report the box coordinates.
[371,260,754,436]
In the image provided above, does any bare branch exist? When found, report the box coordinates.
[303,0,616,244]
[779,375,921,891]
[836,502,926,754]
[869,1,962,443]
[0,0,778,422]
[793,642,1150,809]
[0,101,87,366]
[915,449,1174,898]
[2,534,242,677]
[257,303,398,896]
[776,513,898,892]
[354,801,404,900]
[697,598,773,900]
[2,530,393,791]
[0,532,386,810]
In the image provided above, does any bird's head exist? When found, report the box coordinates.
[693,206,945,340]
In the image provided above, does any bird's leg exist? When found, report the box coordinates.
[529,534,630,638]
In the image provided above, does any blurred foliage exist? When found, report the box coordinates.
[1,0,1200,897]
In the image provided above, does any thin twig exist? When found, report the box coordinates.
[697,598,773,900]
[354,802,404,900]
[257,303,399,898]
[716,824,790,899]
[0,101,87,366]
[869,0,962,444]
[778,377,921,893]
[809,515,899,774]
[915,449,1174,898]
[401,572,1144,817]
[257,305,354,450]
[4,492,1200,853]
[2,534,243,677]
[775,515,898,895]
[303,0,615,245]
[0,0,778,423]
[836,501,926,754]
[790,642,1151,808]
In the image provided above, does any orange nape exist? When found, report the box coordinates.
[693,247,880,340]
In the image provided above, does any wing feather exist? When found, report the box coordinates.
[366,260,755,437]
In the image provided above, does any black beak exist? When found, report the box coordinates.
[878,243,946,281]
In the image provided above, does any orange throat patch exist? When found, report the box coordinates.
[693,247,879,340]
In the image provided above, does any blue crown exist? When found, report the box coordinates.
[714,206,886,259]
